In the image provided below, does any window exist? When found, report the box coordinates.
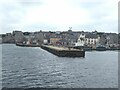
[94,40,96,44]
[88,39,90,42]
[91,40,93,42]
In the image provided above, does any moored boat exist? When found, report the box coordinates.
[16,43,40,47]
[96,45,106,51]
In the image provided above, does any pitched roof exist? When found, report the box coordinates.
[58,38,68,42]
[85,33,98,39]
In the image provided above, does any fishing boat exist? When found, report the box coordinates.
[96,45,106,51]
[16,43,40,47]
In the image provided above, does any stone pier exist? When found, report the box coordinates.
[41,45,85,57]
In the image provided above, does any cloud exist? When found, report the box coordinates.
[0,0,119,34]
[21,0,91,26]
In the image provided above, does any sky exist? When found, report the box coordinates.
[0,0,119,34]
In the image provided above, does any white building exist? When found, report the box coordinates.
[75,34,85,46]
[75,33,99,47]
[43,39,48,44]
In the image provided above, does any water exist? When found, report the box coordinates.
[2,44,118,88]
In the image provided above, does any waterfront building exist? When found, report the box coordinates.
[75,33,99,48]
[85,33,99,47]
[98,33,107,46]
[105,33,118,48]
[23,32,31,42]
[2,33,15,43]
[50,37,62,45]
[43,39,48,44]
[34,31,44,45]
[75,33,85,46]
[56,38,68,46]
[65,29,78,47]
[13,31,24,43]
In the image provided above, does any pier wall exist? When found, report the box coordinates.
[41,45,85,57]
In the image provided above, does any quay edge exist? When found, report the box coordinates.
[41,45,85,57]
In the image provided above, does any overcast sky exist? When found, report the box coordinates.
[0,0,118,34]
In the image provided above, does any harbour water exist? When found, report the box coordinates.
[2,44,118,88]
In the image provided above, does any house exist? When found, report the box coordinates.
[43,36,49,45]
[97,33,107,45]
[13,31,24,43]
[75,33,99,48]
[50,38,62,45]
[85,33,99,47]
[56,38,68,46]
[23,32,35,44]
[43,39,48,44]
[75,33,85,46]
[23,32,31,41]
[2,33,15,43]
[33,31,44,45]
[65,29,78,46]
[106,33,118,48]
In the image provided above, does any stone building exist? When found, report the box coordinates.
[2,33,15,43]
[50,37,62,45]
[13,31,24,43]
[34,31,44,45]
[106,33,118,48]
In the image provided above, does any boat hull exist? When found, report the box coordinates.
[96,47,106,51]
[16,43,40,47]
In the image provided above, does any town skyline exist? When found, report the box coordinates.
[1,28,119,35]
[1,29,119,46]
[0,0,118,34]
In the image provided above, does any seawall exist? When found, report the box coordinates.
[41,45,85,57]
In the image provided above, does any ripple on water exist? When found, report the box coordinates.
[2,44,118,88]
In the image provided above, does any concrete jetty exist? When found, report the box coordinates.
[41,45,85,57]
